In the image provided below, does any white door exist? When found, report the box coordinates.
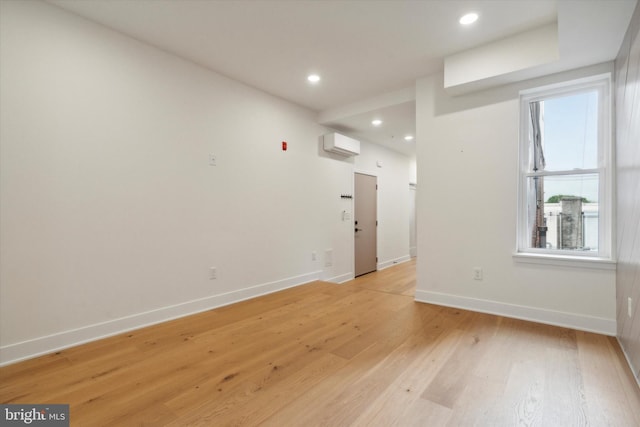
[354,173,377,277]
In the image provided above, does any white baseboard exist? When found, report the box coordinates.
[616,336,640,389]
[377,255,412,270]
[326,272,355,284]
[0,270,322,367]
[414,290,616,336]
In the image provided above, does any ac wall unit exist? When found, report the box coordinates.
[323,133,360,156]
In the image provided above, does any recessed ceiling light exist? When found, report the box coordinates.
[307,74,321,83]
[371,119,383,126]
[404,135,414,141]
[459,12,478,25]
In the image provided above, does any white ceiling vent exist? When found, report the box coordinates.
[323,133,360,157]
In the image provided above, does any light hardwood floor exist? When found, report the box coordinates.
[2,259,639,426]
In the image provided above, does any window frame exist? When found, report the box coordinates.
[516,74,614,264]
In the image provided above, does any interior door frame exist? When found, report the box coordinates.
[409,182,417,258]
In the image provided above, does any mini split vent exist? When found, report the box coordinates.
[323,133,360,157]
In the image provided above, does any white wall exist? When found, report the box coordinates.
[409,157,417,184]
[0,0,379,365]
[415,63,617,334]
[354,140,412,269]
[444,23,559,95]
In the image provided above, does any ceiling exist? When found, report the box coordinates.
[48,0,637,157]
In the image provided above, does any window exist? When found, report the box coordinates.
[517,74,612,261]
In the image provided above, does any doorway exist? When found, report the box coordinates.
[354,173,377,277]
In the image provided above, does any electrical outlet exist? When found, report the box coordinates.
[628,297,633,318]
[209,267,217,280]
[473,267,483,281]
[312,251,317,261]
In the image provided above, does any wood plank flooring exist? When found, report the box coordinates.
[2,259,639,426]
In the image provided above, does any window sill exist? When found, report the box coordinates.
[513,252,616,270]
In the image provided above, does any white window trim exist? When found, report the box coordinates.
[515,73,615,266]
[512,252,616,270]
